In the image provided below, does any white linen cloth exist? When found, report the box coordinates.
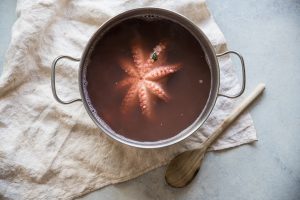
[0,0,257,199]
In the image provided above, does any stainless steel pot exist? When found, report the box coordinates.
[51,8,246,148]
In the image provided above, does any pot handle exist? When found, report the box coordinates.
[216,51,246,98]
[51,55,82,104]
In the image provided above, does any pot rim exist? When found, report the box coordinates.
[78,7,220,148]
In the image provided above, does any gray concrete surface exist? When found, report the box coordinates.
[0,0,299,200]
[0,0,16,73]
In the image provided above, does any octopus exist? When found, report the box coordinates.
[116,40,181,118]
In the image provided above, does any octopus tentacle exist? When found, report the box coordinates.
[119,59,139,76]
[144,80,170,102]
[121,83,139,114]
[115,77,138,89]
[132,43,145,68]
[153,42,167,56]
[144,64,181,80]
[145,42,167,67]
[138,83,152,118]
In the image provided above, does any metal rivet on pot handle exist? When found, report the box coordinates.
[216,51,246,98]
[51,55,82,104]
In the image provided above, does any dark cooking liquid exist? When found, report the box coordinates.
[85,18,211,141]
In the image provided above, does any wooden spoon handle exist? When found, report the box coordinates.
[202,83,266,149]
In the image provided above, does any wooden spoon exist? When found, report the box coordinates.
[165,83,265,188]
